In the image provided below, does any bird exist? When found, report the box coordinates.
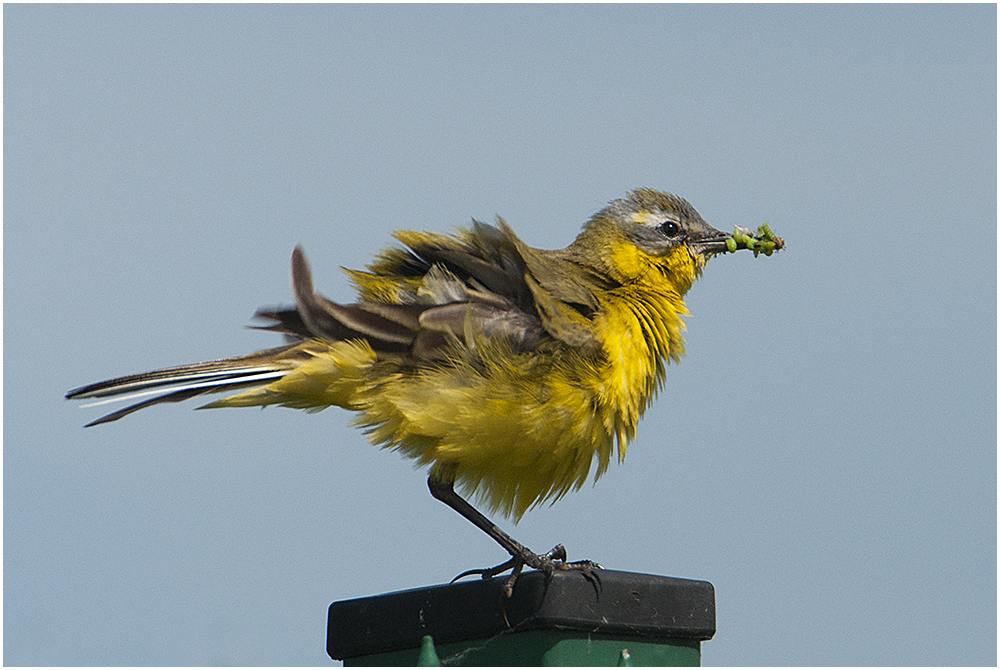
[67,188,781,595]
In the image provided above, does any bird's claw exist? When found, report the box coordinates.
[451,543,603,597]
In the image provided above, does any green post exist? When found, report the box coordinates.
[328,569,715,666]
[416,635,440,666]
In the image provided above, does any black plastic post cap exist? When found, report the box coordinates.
[328,569,716,661]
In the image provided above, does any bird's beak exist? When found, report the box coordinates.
[688,225,733,257]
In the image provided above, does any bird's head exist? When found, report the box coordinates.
[571,188,732,290]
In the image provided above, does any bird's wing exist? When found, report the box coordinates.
[339,220,602,352]
[346,221,530,307]
[272,245,547,361]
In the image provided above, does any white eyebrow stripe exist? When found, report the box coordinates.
[631,211,679,226]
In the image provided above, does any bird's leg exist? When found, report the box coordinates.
[427,475,601,597]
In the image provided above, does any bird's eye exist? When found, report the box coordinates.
[659,221,681,237]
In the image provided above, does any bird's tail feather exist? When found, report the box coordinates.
[65,344,302,427]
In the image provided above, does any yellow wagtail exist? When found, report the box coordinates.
[67,188,782,594]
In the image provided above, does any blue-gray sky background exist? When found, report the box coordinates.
[4,4,996,666]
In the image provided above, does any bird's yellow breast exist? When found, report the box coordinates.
[591,246,693,443]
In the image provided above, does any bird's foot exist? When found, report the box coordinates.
[451,544,602,597]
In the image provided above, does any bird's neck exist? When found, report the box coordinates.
[587,250,695,458]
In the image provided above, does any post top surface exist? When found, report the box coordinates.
[327,569,716,660]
